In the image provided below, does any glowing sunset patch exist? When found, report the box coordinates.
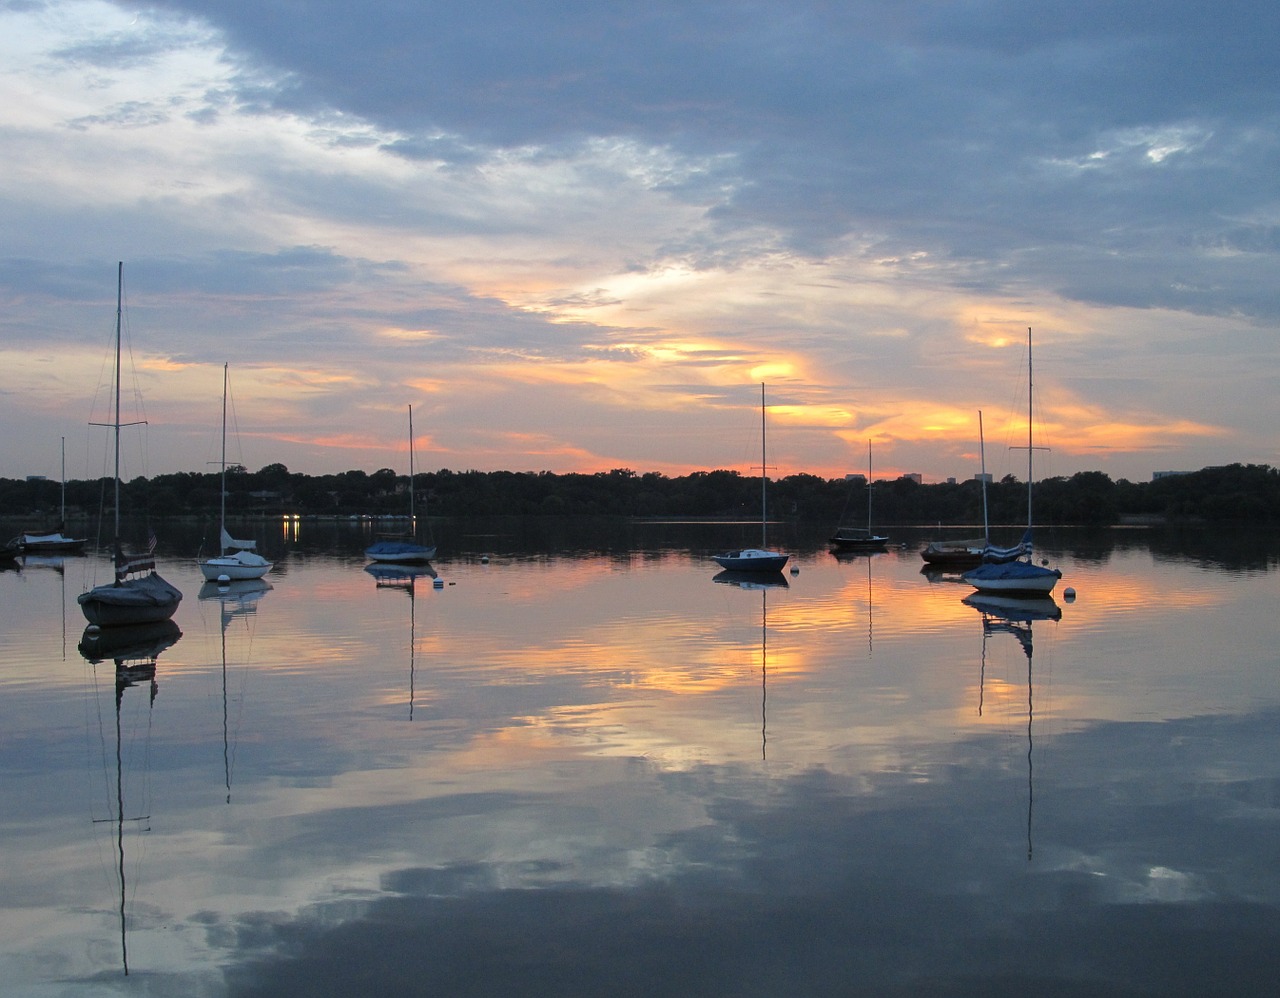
[377,326,440,342]
[286,431,387,451]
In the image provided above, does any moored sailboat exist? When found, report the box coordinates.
[19,437,87,554]
[77,263,183,627]
[199,364,273,582]
[366,404,437,564]
[713,383,789,573]
[962,328,1062,597]
[921,410,1012,568]
[829,439,888,552]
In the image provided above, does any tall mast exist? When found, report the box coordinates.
[219,363,228,541]
[979,410,990,545]
[60,436,66,522]
[113,261,123,543]
[759,383,767,548]
[1026,327,1033,532]
[866,439,873,533]
[408,404,415,532]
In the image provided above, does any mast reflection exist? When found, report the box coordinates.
[366,563,437,719]
[713,569,786,760]
[79,620,182,976]
[200,578,271,802]
[963,593,1060,861]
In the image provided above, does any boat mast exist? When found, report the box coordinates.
[60,436,66,523]
[90,263,147,555]
[866,439,873,534]
[1026,327,1034,533]
[979,410,990,546]
[112,262,123,544]
[219,363,228,544]
[759,383,767,548]
[408,404,415,534]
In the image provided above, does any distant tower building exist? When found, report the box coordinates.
[1152,470,1192,480]
[844,473,867,484]
[974,472,993,484]
[946,477,957,485]
[904,473,922,485]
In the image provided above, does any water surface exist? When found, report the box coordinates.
[2,521,1278,996]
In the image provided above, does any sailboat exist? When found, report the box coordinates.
[78,263,183,627]
[829,439,889,552]
[19,437,87,554]
[366,404,438,564]
[920,410,1016,568]
[199,364,273,582]
[713,383,789,573]
[963,328,1062,596]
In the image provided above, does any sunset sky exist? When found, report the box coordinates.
[2,0,1277,485]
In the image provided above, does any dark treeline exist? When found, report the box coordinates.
[4,462,1280,526]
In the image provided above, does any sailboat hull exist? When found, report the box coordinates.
[78,572,183,627]
[962,560,1061,596]
[199,550,272,581]
[829,529,888,552]
[20,533,87,553]
[712,549,789,573]
[919,540,985,567]
[365,540,436,564]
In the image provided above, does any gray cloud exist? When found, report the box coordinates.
[126,1,1280,318]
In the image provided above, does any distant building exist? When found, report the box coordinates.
[903,473,922,485]
[1152,470,1192,480]
[946,477,957,485]
[25,475,47,482]
[974,472,992,484]
[844,473,867,484]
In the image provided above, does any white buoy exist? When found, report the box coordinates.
[790,566,799,575]
[218,574,231,584]
[1064,587,1076,601]
[480,554,490,564]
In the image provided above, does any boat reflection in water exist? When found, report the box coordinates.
[78,619,182,976]
[712,568,788,590]
[199,578,272,802]
[963,591,1060,861]
[366,562,437,719]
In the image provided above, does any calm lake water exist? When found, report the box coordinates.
[3,518,1280,996]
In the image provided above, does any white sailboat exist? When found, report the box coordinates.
[366,404,437,564]
[78,263,183,627]
[199,364,273,582]
[20,437,87,553]
[713,383,789,574]
[963,328,1062,596]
